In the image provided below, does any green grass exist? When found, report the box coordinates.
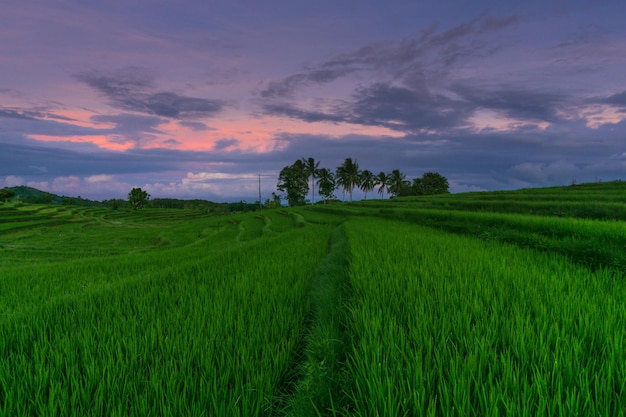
[340,217,626,416]
[312,204,626,275]
[2,180,626,416]
[361,180,626,220]
[283,224,352,416]
[0,208,337,416]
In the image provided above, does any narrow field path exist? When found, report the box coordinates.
[280,224,352,416]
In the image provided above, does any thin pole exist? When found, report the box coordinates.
[258,173,262,211]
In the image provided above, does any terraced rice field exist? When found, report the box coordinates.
[1,181,625,416]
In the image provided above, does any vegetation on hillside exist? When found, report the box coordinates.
[0,186,259,213]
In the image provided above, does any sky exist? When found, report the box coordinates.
[2,0,626,202]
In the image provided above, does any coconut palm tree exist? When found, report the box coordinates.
[336,157,360,202]
[301,157,320,204]
[335,166,348,201]
[375,171,389,199]
[387,169,409,197]
[316,167,336,203]
[359,169,375,200]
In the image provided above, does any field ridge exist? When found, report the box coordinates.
[281,223,352,416]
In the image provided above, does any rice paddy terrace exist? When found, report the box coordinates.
[1,181,626,416]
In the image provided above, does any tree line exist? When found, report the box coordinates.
[277,157,449,206]
[123,187,258,213]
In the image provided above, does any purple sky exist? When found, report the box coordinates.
[2,0,626,201]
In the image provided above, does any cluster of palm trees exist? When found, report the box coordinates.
[299,157,409,204]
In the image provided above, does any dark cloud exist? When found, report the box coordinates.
[260,68,357,98]
[75,67,225,119]
[1,106,176,148]
[89,113,165,146]
[262,102,346,124]
[452,84,567,123]
[258,15,534,134]
[596,90,626,108]
[0,106,79,123]
[264,83,472,132]
[260,15,519,98]
[0,109,38,120]
[0,135,220,179]
[259,82,463,133]
[261,75,307,99]
[0,141,169,178]
[179,121,213,131]
[263,79,568,134]
[213,138,240,150]
[143,92,222,118]
[162,138,181,146]
[91,114,164,135]
[349,83,472,131]
[0,112,107,137]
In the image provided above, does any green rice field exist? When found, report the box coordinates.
[1,181,626,416]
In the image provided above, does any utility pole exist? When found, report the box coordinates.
[258,173,262,211]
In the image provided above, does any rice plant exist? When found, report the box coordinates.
[340,217,626,416]
[0,209,336,416]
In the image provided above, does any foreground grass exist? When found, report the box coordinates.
[283,224,351,416]
[341,217,626,416]
[0,209,335,416]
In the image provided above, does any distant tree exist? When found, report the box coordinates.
[359,170,375,200]
[128,187,150,210]
[387,169,409,197]
[336,157,360,202]
[411,178,423,195]
[265,192,282,209]
[0,188,15,202]
[302,157,320,204]
[375,171,389,199]
[413,172,450,195]
[397,183,416,197]
[316,168,336,203]
[277,159,309,206]
[103,198,128,209]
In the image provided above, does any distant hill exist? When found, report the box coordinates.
[6,186,38,197]
[4,186,95,205]
[1,186,259,213]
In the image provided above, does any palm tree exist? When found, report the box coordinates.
[316,167,336,203]
[301,157,320,204]
[335,166,348,201]
[336,157,360,202]
[375,171,389,199]
[359,169,375,200]
[387,169,408,197]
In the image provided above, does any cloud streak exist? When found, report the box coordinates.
[256,14,576,135]
[596,90,626,109]
[260,15,519,99]
[75,67,225,119]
